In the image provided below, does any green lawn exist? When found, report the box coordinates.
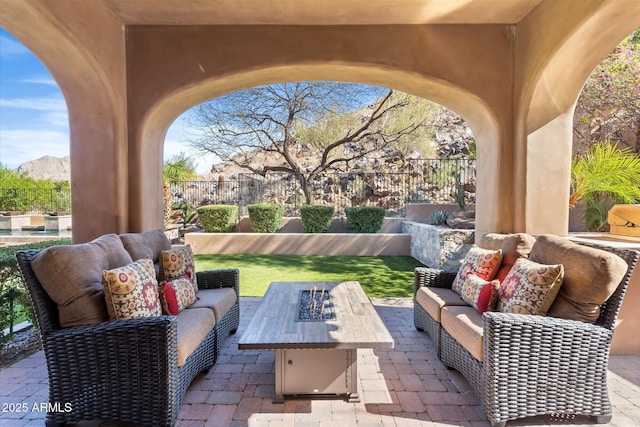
[194,254,424,297]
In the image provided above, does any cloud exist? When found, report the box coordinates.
[0,129,69,169]
[41,111,69,128]
[0,35,31,58]
[19,77,59,87]
[0,96,67,112]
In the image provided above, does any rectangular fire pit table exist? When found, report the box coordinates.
[238,281,394,402]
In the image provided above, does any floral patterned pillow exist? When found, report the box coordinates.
[159,277,198,315]
[161,246,198,293]
[497,258,564,315]
[103,258,161,320]
[460,274,500,314]
[452,247,503,294]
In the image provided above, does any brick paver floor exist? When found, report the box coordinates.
[1,297,639,426]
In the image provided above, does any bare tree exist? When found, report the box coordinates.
[188,82,431,204]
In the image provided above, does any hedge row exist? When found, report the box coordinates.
[196,204,238,232]
[344,206,386,233]
[247,203,284,233]
[300,205,334,233]
[195,204,386,233]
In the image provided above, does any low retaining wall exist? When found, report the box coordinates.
[185,232,411,256]
[402,221,474,272]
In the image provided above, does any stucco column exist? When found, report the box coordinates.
[524,104,576,236]
[0,0,130,243]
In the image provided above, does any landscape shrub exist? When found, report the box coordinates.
[300,205,334,233]
[248,203,284,233]
[0,239,71,349]
[344,206,385,233]
[196,204,238,232]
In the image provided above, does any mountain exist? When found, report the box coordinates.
[16,155,71,181]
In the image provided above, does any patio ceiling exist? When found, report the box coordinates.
[103,0,543,26]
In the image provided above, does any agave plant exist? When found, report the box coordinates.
[430,209,449,225]
[570,140,640,231]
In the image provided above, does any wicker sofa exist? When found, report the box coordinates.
[414,233,638,427]
[16,229,239,427]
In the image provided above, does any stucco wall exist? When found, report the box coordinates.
[185,232,411,256]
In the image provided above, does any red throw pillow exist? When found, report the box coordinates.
[161,282,180,315]
[460,274,500,314]
[159,276,198,315]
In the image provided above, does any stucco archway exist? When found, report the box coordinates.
[137,64,501,235]
[1,0,639,243]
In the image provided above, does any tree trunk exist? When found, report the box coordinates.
[297,174,313,205]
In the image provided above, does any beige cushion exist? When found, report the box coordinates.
[102,258,162,320]
[441,306,484,362]
[415,287,466,321]
[530,234,629,323]
[31,233,133,327]
[119,230,172,277]
[175,307,215,366]
[480,233,536,282]
[188,288,237,324]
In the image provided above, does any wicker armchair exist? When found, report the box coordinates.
[16,249,239,427]
[414,241,638,427]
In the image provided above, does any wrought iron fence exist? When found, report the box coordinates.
[0,188,72,214]
[169,158,476,217]
[0,159,475,218]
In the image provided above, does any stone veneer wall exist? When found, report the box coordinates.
[402,221,474,272]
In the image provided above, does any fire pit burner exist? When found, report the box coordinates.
[297,288,335,321]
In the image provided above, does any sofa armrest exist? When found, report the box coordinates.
[414,267,456,294]
[41,316,180,401]
[196,268,239,299]
[482,311,612,380]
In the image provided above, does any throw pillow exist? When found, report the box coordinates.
[479,233,536,282]
[497,257,564,315]
[460,274,500,314]
[529,234,629,323]
[31,233,134,327]
[103,258,162,320]
[161,245,198,293]
[452,247,503,294]
[159,276,198,315]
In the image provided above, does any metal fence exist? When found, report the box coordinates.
[170,158,476,217]
[0,188,72,214]
[0,159,475,217]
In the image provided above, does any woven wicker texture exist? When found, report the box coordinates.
[16,249,240,427]
[413,241,638,427]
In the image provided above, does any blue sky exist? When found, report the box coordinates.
[0,28,213,174]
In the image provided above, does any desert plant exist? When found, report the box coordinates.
[430,209,449,225]
[453,169,465,211]
[196,204,238,232]
[570,140,640,231]
[248,203,284,233]
[300,205,334,233]
[344,206,386,233]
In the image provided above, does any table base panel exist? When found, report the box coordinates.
[274,349,358,403]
